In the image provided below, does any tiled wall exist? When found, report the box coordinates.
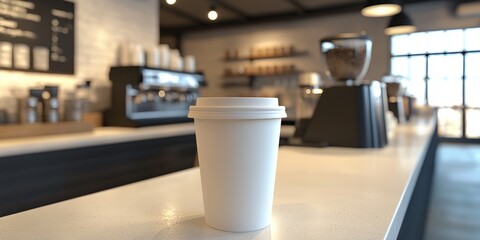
[0,0,158,96]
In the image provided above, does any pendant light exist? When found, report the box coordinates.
[384,11,416,35]
[361,0,402,17]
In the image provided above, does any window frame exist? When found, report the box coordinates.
[390,27,480,141]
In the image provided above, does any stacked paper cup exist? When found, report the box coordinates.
[159,44,170,69]
[118,42,131,66]
[184,55,196,72]
[169,49,183,71]
[147,46,161,68]
[188,97,287,232]
[130,43,145,66]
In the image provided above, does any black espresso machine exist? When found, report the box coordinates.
[104,66,205,127]
[294,33,388,148]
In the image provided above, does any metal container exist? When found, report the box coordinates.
[0,109,8,124]
[64,98,86,122]
[18,89,43,124]
[43,85,60,123]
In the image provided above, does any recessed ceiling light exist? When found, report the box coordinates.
[166,0,176,5]
[208,7,218,21]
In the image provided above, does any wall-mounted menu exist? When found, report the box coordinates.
[0,0,74,74]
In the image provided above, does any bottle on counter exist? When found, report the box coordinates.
[18,88,43,124]
[64,94,84,122]
[64,82,91,122]
[0,88,12,124]
[43,85,60,123]
[0,109,7,125]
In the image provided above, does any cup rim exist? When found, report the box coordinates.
[195,97,279,107]
[188,106,286,120]
[190,106,285,111]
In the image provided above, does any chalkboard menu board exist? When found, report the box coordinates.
[0,0,74,74]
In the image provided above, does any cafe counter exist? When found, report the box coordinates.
[0,122,295,217]
[0,113,438,239]
[0,123,198,217]
[0,123,196,158]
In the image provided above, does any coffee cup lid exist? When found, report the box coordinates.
[195,97,278,107]
[188,97,287,119]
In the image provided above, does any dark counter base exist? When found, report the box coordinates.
[0,135,196,217]
[398,126,439,239]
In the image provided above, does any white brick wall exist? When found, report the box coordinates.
[0,0,158,94]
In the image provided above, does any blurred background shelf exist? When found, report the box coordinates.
[223,51,308,61]
[0,122,93,140]
[222,71,303,88]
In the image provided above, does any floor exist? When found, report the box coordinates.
[424,143,480,240]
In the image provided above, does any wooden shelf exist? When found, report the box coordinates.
[111,65,204,76]
[223,51,308,62]
[0,122,93,140]
[222,72,301,88]
[221,82,251,88]
[223,71,302,79]
[222,46,307,89]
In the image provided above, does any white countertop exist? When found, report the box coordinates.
[0,115,435,240]
[0,123,295,158]
[0,123,196,158]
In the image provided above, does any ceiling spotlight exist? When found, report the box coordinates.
[208,6,218,21]
[384,11,417,35]
[166,0,176,5]
[361,0,402,17]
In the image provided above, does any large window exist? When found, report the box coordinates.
[390,27,480,140]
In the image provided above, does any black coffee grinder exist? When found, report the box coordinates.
[296,33,388,148]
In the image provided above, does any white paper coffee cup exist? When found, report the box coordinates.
[189,97,286,232]
[159,44,170,69]
[147,46,161,68]
[130,43,145,66]
[184,55,196,72]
